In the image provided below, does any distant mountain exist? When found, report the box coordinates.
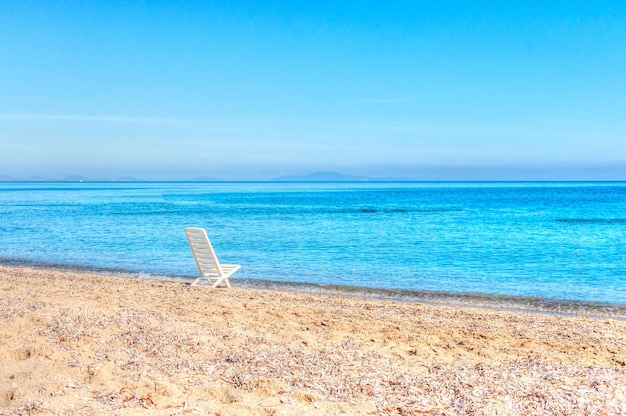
[116,176,140,181]
[272,171,369,182]
[0,174,14,181]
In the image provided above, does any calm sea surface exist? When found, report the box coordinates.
[0,182,624,306]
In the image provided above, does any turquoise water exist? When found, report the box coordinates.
[0,181,625,306]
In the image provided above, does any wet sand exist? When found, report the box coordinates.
[1,265,625,415]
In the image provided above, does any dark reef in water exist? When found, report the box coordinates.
[557,218,626,224]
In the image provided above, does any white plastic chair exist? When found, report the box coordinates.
[185,227,240,287]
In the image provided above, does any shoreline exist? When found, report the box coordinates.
[1,265,625,414]
[236,279,626,321]
[2,259,625,320]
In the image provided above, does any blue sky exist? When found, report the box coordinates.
[1,1,625,180]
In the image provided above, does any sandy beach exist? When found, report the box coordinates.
[1,266,625,415]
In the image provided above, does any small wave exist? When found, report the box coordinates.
[0,257,193,283]
[342,208,407,213]
[332,208,460,214]
[557,218,626,224]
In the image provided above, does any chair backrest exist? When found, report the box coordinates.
[185,228,224,277]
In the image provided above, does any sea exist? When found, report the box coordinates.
[1,181,625,314]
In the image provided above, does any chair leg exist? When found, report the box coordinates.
[210,277,226,288]
[190,277,230,288]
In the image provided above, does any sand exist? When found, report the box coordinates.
[1,266,625,415]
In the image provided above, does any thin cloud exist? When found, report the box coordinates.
[0,114,188,123]
[0,113,198,124]
[344,97,412,105]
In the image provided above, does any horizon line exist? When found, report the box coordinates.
[1,179,625,183]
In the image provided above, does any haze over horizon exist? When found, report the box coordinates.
[1,1,625,181]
